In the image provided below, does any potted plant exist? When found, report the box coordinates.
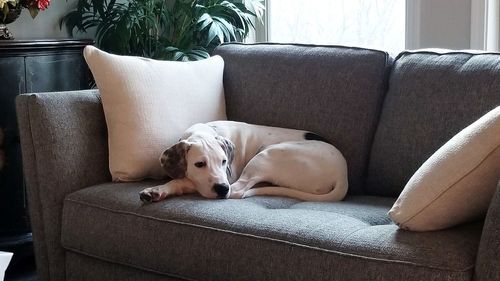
[62,0,264,61]
[0,0,50,39]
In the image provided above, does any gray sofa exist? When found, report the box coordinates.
[15,43,500,281]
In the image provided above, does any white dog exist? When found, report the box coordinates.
[139,121,348,202]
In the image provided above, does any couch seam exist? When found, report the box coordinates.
[399,50,500,57]
[401,144,500,225]
[26,94,56,281]
[63,198,475,273]
[66,248,197,281]
[218,42,390,57]
[362,52,394,195]
[337,224,374,249]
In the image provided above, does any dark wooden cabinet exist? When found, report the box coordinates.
[0,39,93,250]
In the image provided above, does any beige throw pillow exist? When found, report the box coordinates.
[84,46,227,181]
[389,106,500,231]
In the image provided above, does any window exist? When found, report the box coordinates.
[471,0,500,51]
[266,0,406,54]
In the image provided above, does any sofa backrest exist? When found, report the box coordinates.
[214,43,392,195]
[366,50,500,197]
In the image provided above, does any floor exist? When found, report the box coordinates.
[1,233,38,281]
[5,255,38,281]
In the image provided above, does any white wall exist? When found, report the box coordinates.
[8,0,87,39]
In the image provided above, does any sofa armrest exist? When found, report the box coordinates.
[475,181,500,281]
[16,90,111,281]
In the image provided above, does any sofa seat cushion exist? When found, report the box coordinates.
[61,182,482,281]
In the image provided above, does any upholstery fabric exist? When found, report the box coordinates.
[84,46,227,181]
[213,43,392,195]
[475,182,500,281]
[66,252,184,281]
[15,91,111,281]
[389,106,500,231]
[367,50,500,197]
[15,96,49,281]
[61,182,482,281]
[17,45,500,281]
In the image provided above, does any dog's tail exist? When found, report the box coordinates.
[242,180,348,202]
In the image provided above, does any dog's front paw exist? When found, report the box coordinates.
[139,190,153,203]
[139,187,167,203]
[229,190,244,199]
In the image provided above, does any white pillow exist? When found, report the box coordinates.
[83,46,227,181]
[389,106,500,231]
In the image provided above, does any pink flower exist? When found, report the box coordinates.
[36,0,49,10]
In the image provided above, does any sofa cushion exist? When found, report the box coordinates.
[366,50,500,197]
[84,46,227,182]
[389,106,500,231]
[213,43,392,195]
[62,182,482,281]
[66,252,183,281]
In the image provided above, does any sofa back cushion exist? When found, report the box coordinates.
[366,50,500,197]
[214,43,391,195]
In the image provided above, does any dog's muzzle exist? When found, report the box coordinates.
[213,183,229,198]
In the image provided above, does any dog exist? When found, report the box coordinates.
[139,121,348,202]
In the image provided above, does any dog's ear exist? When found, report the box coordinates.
[160,141,191,179]
[216,136,235,177]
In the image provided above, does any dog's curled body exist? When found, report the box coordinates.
[139,121,348,202]
[206,121,315,181]
[230,140,348,201]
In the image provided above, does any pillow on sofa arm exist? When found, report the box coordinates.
[83,46,227,181]
[389,106,500,231]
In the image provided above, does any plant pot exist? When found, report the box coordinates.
[0,5,22,40]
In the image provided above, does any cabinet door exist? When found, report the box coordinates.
[25,53,90,93]
[0,56,28,232]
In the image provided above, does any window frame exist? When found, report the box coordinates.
[471,0,499,51]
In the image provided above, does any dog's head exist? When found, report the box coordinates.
[160,135,235,199]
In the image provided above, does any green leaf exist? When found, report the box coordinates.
[214,16,236,40]
[187,48,210,60]
[28,7,38,19]
[2,5,8,22]
[164,46,179,52]
[197,12,213,30]
[243,0,264,19]
[207,20,224,44]
[62,0,265,60]
[173,50,186,61]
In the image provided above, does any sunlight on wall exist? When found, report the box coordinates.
[268,0,406,54]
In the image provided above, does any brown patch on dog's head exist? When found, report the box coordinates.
[160,141,191,179]
[216,136,235,178]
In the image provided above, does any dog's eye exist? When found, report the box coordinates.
[194,161,206,168]
[222,159,227,165]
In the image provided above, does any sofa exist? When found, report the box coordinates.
[15,43,500,281]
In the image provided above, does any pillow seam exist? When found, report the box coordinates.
[400,143,500,225]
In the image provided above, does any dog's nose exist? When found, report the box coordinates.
[213,183,229,198]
